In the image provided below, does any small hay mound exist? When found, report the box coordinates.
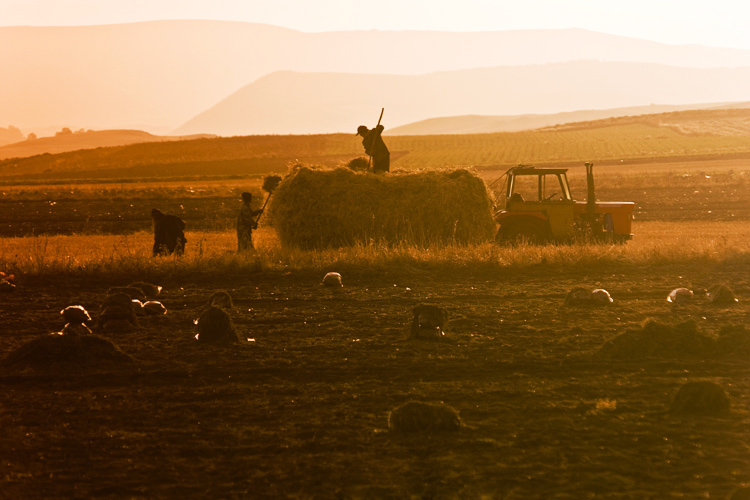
[322,272,343,287]
[143,301,167,316]
[346,156,370,172]
[1,334,134,372]
[388,401,461,433]
[61,305,91,324]
[267,167,496,249]
[196,306,240,344]
[99,293,139,330]
[667,288,694,304]
[206,291,233,311]
[410,304,448,340]
[132,299,146,316]
[595,319,714,361]
[0,279,16,292]
[707,284,738,305]
[127,281,162,299]
[106,286,146,301]
[564,287,612,307]
[670,381,730,416]
[61,323,92,336]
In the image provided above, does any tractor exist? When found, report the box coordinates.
[494,162,634,244]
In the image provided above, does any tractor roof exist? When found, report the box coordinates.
[509,166,569,175]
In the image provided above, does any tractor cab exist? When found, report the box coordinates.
[495,163,634,244]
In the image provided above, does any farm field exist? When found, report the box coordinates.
[1,231,750,499]
[2,112,750,498]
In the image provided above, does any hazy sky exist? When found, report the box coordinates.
[2,0,748,50]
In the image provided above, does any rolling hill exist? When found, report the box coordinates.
[0,130,216,161]
[175,61,750,136]
[3,107,750,181]
[5,21,750,135]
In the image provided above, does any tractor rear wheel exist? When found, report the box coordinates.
[501,220,550,245]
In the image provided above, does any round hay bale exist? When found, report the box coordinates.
[596,319,714,361]
[322,272,343,287]
[196,306,240,344]
[267,167,496,249]
[591,288,613,304]
[207,291,233,311]
[127,281,162,299]
[1,334,134,372]
[346,156,370,172]
[0,279,16,292]
[388,401,461,433]
[61,305,91,324]
[106,286,146,301]
[707,284,738,305]
[143,301,167,316]
[670,381,730,415]
[667,287,694,304]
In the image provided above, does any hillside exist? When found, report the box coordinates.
[174,62,750,136]
[386,102,749,135]
[3,108,750,181]
[0,130,216,161]
[5,22,750,134]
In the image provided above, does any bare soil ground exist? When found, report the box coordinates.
[2,262,749,499]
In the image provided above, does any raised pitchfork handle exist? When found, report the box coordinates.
[368,108,385,169]
[253,192,273,228]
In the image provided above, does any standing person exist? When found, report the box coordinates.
[151,208,187,256]
[357,124,390,173]
[237,192,263,252]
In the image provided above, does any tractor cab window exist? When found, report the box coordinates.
[506,171,572,206]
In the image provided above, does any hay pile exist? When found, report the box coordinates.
[670,381,730,415]
[410,304,448,340]
[388,401,461,433]
[1,334,134,372]
[195,291,239,344]
[595,319,714,361]
[707,284,738,305]
[267,167,496,249]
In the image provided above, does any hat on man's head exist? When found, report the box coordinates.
[356,125,368,136]
[241,192,252,202]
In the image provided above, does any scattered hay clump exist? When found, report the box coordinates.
[388,401,461,433]
[143,301,167,316]
[595,319,714,361]
[322,272,343,287]
[670,381,730,416]
[346,156,370,172]
[127,281,162,299]
[195,306,240,344]
[1,334,134,372]
[667,287,694,304]
[707,284,738,305]
[61,305,91,324]
[99,292,139,331]
[410,304,448,340]
[267,167,496,249]
[564,287,613,307]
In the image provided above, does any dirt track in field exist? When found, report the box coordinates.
[2,263,749,499]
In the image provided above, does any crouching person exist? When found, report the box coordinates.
[151,208,187,256]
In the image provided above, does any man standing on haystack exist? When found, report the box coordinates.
[357,124,390,173]
[237,192,263,252]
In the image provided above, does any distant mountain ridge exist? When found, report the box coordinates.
[5,21,750,134]
[174,61,750,136]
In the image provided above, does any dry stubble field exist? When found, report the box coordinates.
[2,161,750,499]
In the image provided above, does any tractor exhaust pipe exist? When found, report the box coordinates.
[585,162,596,217]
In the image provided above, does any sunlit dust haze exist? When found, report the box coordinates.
[2,0,750,137]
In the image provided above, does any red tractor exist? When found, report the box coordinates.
[494,163,634,244]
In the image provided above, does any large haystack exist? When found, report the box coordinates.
[595,319,714,361]
[267,167,496,249]
[1,334,134,372]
